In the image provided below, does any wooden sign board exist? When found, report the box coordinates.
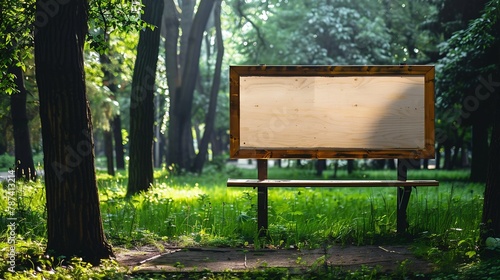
[229,65,435,159]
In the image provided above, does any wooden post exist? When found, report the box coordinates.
[257,159,268,237]
[397,159,412,234]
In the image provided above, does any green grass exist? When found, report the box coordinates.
[2,166,499,279]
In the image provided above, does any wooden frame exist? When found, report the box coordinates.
[229,65,435,159]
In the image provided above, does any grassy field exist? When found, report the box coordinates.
[2,164,499,279]
[98,166,480,249]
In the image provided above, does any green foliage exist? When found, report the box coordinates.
[0,180,46,239]
[0,0,145,94]
[86,82,120,131]
[436,0,500,109]
[0,154,15,169]
[1,169,499,278]
[2,252,128,279]
[87,0,148,54]
[0,0,34,95]
[228,0,437,65]
[95,168,485,250]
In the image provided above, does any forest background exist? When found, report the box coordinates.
[1,0,500,277]
[1,0,498,185]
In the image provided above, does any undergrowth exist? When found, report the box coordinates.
[1,165,498,279]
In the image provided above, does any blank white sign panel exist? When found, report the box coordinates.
[239,76,425,150]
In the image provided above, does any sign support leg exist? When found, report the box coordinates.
[397,159,414,234]
[257,159,268,237]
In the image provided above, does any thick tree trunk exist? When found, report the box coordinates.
[164,0,180,167]
[179,0,195,72]
[482,97,500,241]
[0,141,6,155]
[470,119,489,182]
[35,0,113,264]
[192,0,223,173]
[127,0,164,196]
[481,40,500,241]
[10,66,36,180]
[174,0,215,170]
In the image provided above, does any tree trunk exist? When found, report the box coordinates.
[470,119,490,182]
[99,37,122,173]
[192,0,223,173]
[332,160,339,178]
[435,144,441,169]
[315,159,326,176]
[482,96,500,241]
[387,159,396,170]
[35,0,113,264]
[179,0,195,72]
[164,0,180,167]
[104,129,114,176]
[154,92,167,168]
[0,140,6,155]
[347,159,355,174]
[210,129,224,157]
[127,0,164,196]
[112,115,125,169]
[372,159,386,170]
[10,66,36,180]
[167,0,215,170]
[443,144,452,170]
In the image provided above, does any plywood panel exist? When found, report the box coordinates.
[240,76,425,149]
[229,65,435,159]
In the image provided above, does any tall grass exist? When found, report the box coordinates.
[1,166,489,279]
[1,166,483,252]
[93,167,483,251]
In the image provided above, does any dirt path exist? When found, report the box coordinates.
[116,245,434,274]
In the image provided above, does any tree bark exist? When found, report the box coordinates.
[99,37,120,174]
[164,0,180,167]
[315,159,326,176]
[210,129,224,157]
[470,118,489,182]
[347,159,355,174]
[0,140,6,155]
[35,0,113,264]
[127,0,164,196]
[97,36,125,170]
[435,144,442,169]
[112,115,125,170]
[482,96,500,241]
[10,66,36,180]
[104,129,114,176]
[481,32,500,242]
[179,0,195,72]
[443,144,453,170]
[169,0,215,170]
[192,0,223,173]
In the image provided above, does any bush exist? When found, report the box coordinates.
[0,154,15,170]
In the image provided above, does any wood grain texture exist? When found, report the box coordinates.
[227,179,439,187]
[230,65,435,159]
[240,76,424,149]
